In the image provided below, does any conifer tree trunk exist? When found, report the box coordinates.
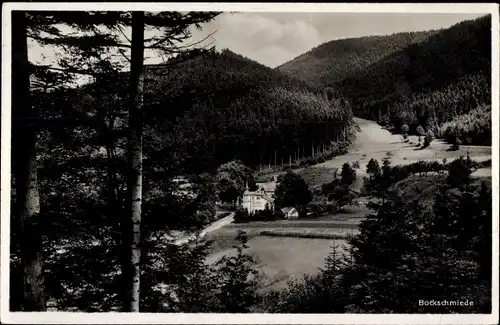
[12,11,46,312]
[125,11,145,312]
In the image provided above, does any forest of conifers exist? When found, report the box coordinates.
[279,15,492,144]
[37,48,357,175]
[144,49,357,173]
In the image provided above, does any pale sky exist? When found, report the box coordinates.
[191,12,486,68]
[29,12,487,72]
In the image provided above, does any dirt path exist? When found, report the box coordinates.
[174,213,234,245]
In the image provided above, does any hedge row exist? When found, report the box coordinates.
[259,230,355,240]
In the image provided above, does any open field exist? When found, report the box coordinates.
[204,205,367,291]
[206,234,350,291]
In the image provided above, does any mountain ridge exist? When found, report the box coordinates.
[277,15,491,144]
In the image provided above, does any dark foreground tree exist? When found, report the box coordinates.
[11,10,46,311]
[12,10,221,312]
[209,231,262,312]
[47,11,220,311]
[125,11,145,312]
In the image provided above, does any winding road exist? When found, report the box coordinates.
[174,213,234,245]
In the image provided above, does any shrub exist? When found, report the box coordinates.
[259,231,351,240]
[234,207,249,223]
[423,130,434,147]
[315,155,326,163]
[352,161,360,169]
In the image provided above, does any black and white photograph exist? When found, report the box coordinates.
[1,2,498,324]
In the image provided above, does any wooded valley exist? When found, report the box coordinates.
[7,10,493,316]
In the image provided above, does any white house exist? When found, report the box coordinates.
[240,177,278,214]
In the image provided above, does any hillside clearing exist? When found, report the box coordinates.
[268,117,491,187]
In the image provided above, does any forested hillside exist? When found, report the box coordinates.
[277,30,437,88]
[279,16,491,144]
[141,49,356,173]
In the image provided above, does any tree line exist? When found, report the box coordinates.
[278,30,437,89]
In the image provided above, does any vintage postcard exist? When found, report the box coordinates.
[1,2,498,324]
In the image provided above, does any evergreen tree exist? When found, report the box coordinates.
[366,158,381,178]
[446,154,474,187]
[340,162,357,186]
[423,130,434,147]
[210,231,261,312]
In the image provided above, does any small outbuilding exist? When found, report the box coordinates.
[281,207,299,220]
